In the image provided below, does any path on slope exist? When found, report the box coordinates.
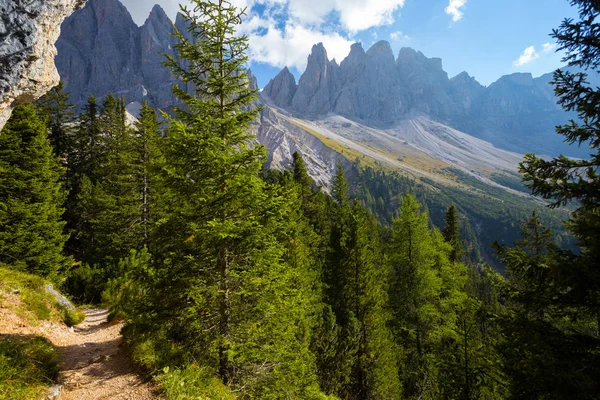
[57,309,157,400]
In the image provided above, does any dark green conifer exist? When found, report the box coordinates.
[326,166,401,399]
[0,104,69,279]
[442,204,465,262]
[133,101,164,247]
[147,1,322,395]
[36,81,76,166]
[510,2,600,396]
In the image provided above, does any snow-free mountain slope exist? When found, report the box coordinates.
[263,41,587,158]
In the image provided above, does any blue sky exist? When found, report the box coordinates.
[120,0,578,88]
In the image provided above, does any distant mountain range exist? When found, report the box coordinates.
[261,41,593,159]
[54,0,583,262]
[55,0,592,160]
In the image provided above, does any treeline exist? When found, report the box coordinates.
[0,98,507,398]
[351,165,575,265]
[1,0,599,399]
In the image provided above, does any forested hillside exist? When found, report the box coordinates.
[1,0,599,399]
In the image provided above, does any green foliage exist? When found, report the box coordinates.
[126,1,325,397]
[442,204,465,262]
[0,336,59,400]
[495,2,600,398]
[324,165,401,399]
[157,364,237,400]
[489,172,528,193]
[102,247,152,323]
[0,267,82,326]
[493,212,600,399]
[6,2,596,399]
[61,307,85,327]
[386,195,505,399]
[352,164,573,265]
[36,81,77,165]
[0,104,69,279]
[47,93,165,300]
[61,262,107,304]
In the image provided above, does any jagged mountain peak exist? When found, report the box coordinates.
[88,0,134,25]
[259,41,585,157]
[341,42,366,68]
[396,47,422,61]
[306,43,330,68]
[366,40,395,64]
[263,66,297,107]
[493,72,535,86]
[452,71,477,83]
[367,40,393,54]
[145,4,170,25]
[56,0,587,158]
[349,42,365,53]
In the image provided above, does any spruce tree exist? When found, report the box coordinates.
[442,204,465,263]
[325,165,401,399]
[513,1,600,396]
[76,94,140,267]
[133,101,164,247]
[147,1,322,395]
[493,212,600,398]
[0,104,69,279]
[73,95,102,182]
[36,81,76,166]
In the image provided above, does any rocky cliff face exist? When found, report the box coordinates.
[0,0,86,130]
[56,0,253,113]
[262,41,586,158]
[263,67,297,108]
[56,0,175,108]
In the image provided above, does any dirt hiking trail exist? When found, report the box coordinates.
[55,308,158,399]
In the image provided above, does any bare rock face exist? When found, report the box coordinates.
[0,0,86,131]
[263,67,297,108]
[291,43,336,116]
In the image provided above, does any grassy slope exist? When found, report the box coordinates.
[0,267,84,399]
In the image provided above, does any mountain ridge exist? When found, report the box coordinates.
[262,40,588,158]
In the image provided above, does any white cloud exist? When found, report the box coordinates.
[390,31,410,41]
[120,0,405,72]
[241,0,405,71]
[445,0,467,22]
[247,21,353,71]
[513,46,540,66]
[542,42,557,53]
[286,0,405,33]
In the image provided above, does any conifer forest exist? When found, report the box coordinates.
[1,0,600,399]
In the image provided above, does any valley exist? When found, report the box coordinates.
[1,0,599,398]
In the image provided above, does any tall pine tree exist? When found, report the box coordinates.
[0,104,69,279]
[513,1,600,397]
[143,1,323,396]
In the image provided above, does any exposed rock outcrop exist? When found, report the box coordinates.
[291,43,336,117]
[263,67,297,108]
[0,0,86,131]
[263,42,587,158]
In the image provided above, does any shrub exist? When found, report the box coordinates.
[157,364,236,400]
